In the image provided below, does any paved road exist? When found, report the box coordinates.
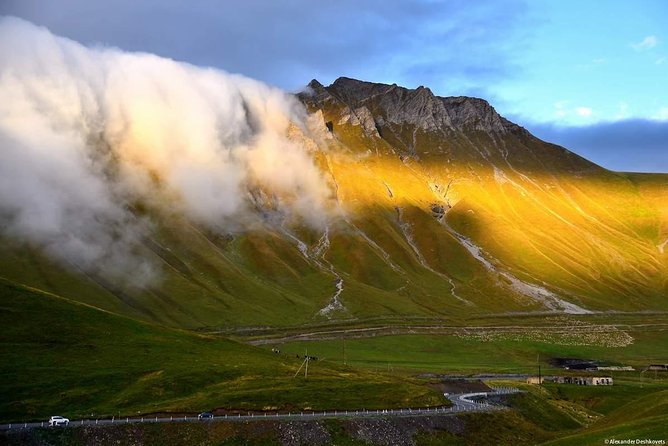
[0,387,521,431]
[445,387,518,411]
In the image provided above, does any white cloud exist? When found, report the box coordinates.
[553,100,569,118]
[575,107,593,117]
[553,102,594,121]
[615,102,629,120]
[632,35,658,51]
[0,17,334,285]
[654,107,668,121]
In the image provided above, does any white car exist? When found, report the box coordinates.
[48,416,70,427]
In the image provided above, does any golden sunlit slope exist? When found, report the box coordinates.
[300,77,668,314]
[1,77,666,329]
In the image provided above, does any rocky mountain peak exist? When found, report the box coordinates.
[303,77,523,135]
[302,79,333,105]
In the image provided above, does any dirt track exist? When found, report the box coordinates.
[238,321,668,345]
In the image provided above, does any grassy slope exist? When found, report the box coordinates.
[1,115,667,330]
[320,84,668,313]
[540,385,668,445]
[0,278,445,423]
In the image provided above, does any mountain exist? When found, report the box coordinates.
[1,77,667,330]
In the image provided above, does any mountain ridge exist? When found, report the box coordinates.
[310,76,525,135]
[300,76,599,177]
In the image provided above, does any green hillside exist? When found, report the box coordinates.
[0,278,443,423]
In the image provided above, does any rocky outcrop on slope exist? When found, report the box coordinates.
[301,77,524,135]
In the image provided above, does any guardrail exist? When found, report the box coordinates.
[0,387,522,431]
[490,386,521,395]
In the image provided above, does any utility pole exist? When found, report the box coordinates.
[538,353,542,386]
[343,337,347,366]
[293,349,310,379]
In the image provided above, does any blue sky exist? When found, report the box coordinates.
[1,0,667,172]
[496,0,667,125]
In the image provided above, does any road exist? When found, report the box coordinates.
[446,388,514,411]
[0,387,521,431]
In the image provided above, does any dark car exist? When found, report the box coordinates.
[197,412,214,420]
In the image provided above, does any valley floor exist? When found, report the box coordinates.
[2,277,667,445]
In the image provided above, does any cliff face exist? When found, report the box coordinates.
[321,77,520,134]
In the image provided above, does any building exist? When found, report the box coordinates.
[526,376,544,385]
[555,376,613,386]
[590,377,613,385]
[647,364,668,371]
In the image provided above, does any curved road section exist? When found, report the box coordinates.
[446,387,519,412]
[0,387,521,430]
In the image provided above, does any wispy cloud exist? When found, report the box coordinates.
[575,107,593,117]
[553,100,569,119]
[615,102,629,120]
[655,56,667,65]
[632,35,658,51]
[552,101,595,121]
[655,107,668,121]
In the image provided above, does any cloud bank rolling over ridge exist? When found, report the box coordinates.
[0,17,333,285]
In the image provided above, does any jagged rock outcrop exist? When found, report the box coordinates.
[440,96,521,134]
[337,106,380,138]
[299,76,598,176]
[302,77,524,135]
